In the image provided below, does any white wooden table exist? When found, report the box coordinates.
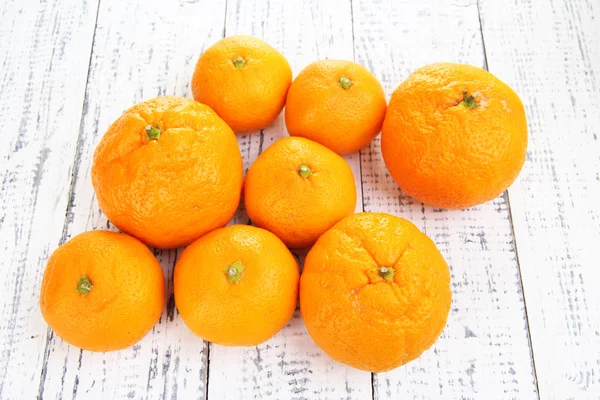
[1,0,599,399]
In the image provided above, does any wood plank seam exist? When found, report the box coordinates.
[503,190,540,396]
[204,2,229,396]
[347,0,377,397]
[36,0,103,397]
[475,0,541,397]
[205,343,211,400]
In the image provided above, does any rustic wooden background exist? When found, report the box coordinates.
[1,0,598,399]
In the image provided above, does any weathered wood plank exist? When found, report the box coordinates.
[2,0,598,398]
[479,0,600,398]
[37,1,227,399]
[0,0,99,398]
[352,0,539,398]
[207,0,372,398]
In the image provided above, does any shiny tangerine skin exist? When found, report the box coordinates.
[174,225,299,346]
[91,96,244,249]
[285,59,387,155]
[191,35,292,133]
[381,62,528,209]
[244,137,357,249]
[40,230,165,352]
[300,213,451,372]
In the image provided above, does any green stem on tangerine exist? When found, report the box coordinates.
[379,266,395,282]
[224,260,245,283]
[339,76,353,90]
[460,90,479,109]
[297,164,312,178]
[76,276,93,295]
[233,56,246,69]
[145,125,161,140]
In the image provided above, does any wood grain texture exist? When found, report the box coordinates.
[1,0,599,399]
[0,0,99,398]
[36,1,227,399]
[479,0,600,398]
[207,1,372,399]
[351,0,539,398]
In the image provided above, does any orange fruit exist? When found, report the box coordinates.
[91,96,243,249]
[381,62,528,209]
[285,59,386,155]
[191,35,292,133]
[300,212,451,372]
[40,230,165,352]
[244,137,357,248]
[174,225,299,346]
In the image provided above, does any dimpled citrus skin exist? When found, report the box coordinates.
[381,62,528,209]
[285,60,387,155]
[174,225,299,346]
[191,35,292,133]
[300,213,451,372]
[40,231,165,352]
[244,137,357,248]
[91,96,243,249]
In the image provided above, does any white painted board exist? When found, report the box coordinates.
[0,0,599,399]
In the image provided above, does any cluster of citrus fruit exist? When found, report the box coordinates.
[40,35,527,372]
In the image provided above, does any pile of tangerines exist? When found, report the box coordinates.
[40,36,527,372]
